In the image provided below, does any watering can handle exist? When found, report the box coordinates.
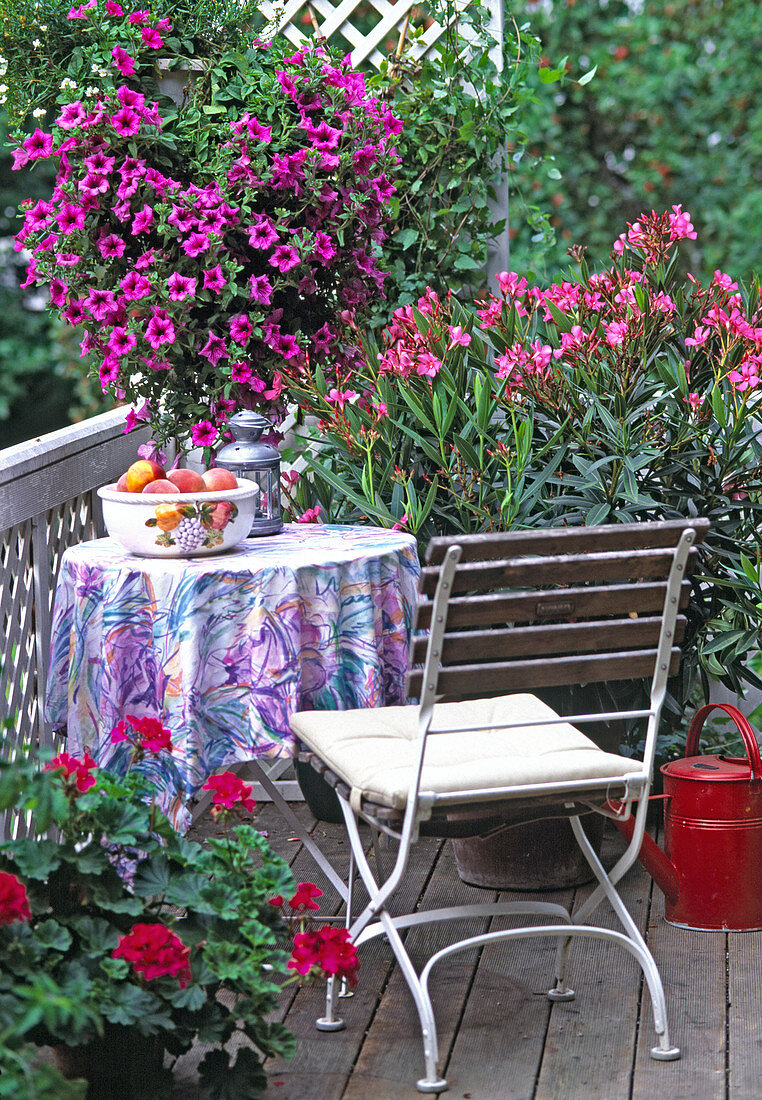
[686,703,762,781]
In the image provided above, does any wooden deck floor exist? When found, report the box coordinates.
[172,801,760,1100]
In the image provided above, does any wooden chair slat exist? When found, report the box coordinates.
[419,546,698,597]
[413,580,692,631]
[405,648,681,697]
[424,518,710,564]
[410,615,686,665]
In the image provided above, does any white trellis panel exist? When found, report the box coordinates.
[260,0,471,71]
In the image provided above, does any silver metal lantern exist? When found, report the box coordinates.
[215,412,283,537]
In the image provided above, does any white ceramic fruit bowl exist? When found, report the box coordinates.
[98,478,259,558]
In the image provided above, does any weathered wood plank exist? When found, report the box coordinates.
[413,581,692,631]
[631,831,726,1100]
[727,926,762,1097]
[424,520,710,564]
[419,547,697,597]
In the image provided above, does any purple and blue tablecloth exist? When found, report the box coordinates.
[45,524,420,830]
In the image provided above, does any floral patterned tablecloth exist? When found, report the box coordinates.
[45,524,420,831]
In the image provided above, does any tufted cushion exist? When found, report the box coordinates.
[290,693,642,813]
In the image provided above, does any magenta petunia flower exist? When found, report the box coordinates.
[191,420,218,447]
[231,361,253,383]
[141,26,163,48]
[128,8,150,23]
[108,327,137,357]
[120,272,151,300]
[183,231,210,257]
[230,314,253,345]
[247,216,279,250]
[131,204,155,234]
[167,272,197,300]
[202,265,227,293]
[200,331,228,366]
[269,244,300,272]
[111,106,141,136]
[117,86,146,110]
[105,0,123,13]
[111,45,136,76]
[99,355,120,386]
[57,101,86,130]
[62,299,87,325]
[145,314,175,348]
[57,203,86,235]
[98,232,126,258]
[23,129,54,161]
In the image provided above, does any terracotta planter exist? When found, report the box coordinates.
[451,815,605,891]
[53,1027,166,1098]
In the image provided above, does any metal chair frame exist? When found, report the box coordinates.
[295,520,708,1091]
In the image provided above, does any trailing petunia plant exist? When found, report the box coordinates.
[282,206,762,722]
[10,5,399,453]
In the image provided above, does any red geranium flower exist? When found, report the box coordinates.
[45,751,97,793]
[288,881,323,912]
[113,923,191,987]
[287,926,359,987]
[202,772,256,813]
[0,872,32,926]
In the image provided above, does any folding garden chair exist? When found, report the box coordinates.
[290,518,709,1092]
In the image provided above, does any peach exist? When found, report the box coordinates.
[116,472,130,492]
[167,468,207,493]
[141,479,180,494]
[202,467,238,491]
[154,504,184,532]
[124,459,166,493]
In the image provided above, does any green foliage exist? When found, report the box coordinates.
[370,0,556,310]
[510,0,762,284]
[0,752,295,1097]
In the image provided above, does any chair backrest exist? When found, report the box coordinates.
[407,520,710,705]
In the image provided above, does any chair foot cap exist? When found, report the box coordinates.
[547,987,576,1002]
[651,1045,680,1061]
[417,1076,448,1093]
[316,1017,346,1032]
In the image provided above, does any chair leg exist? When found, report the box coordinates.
[380,914,448,1093]
[339,847,356,999]
[316,975,346,1032]
[562,816,680,1060]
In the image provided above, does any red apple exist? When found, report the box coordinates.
[166,468,207,493]
[202,467,238,491]
[141,479,181,494]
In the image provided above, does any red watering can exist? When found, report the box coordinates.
[615,703,762,931]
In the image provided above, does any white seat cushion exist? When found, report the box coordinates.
[290,693,643,812]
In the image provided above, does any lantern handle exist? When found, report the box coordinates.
[686,703,762,781]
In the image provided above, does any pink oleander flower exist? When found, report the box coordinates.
[447,324,472,348]
[296,504,322,523]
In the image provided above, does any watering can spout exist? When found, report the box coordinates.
[614,815,680,907]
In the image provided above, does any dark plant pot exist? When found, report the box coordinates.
[451,814,605,891]
[54,1027,167,1099]
[295,758,344,824]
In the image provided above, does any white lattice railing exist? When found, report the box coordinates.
[0,409,150,838]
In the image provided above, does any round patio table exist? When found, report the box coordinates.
[45,524,420,831]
